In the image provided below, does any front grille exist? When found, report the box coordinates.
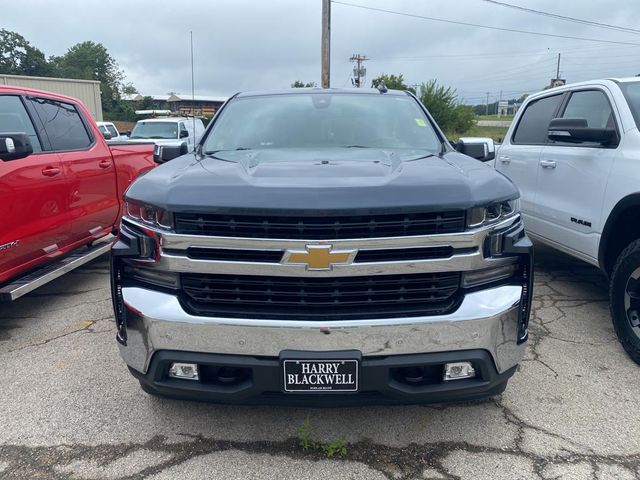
[174,211,466,239]
[171,245,459,263]
[180,272,461,320]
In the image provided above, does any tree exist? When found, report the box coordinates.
[0,31,140,121]
[291,80,316,88]
[121,83,138,95]
[50,41,128,120]
[418,80,475,134]
[136,96,156,110]
[50,41,124,91]
[371,73,416,94]
[472,102,498,116]
[0,29,52,77]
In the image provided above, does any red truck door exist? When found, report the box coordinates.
[27,96,119,243]
[0,94,70,282]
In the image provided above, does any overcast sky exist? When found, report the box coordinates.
[4,0,640,104]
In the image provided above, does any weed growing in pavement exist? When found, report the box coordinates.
[296,416,348,458]
[322,436,348,458]
[297,415,317,451]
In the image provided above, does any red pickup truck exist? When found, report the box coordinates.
[0,86,155,300]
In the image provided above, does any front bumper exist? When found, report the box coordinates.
[117,283,525,403]
[131,349,516,406]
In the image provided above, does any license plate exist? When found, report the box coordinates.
[283,359,359,393]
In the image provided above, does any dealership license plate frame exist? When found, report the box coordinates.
[281,351,361,394]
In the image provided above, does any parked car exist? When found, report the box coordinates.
[459,78,640,365]
[0,86,156,300]
[97,121,127,141]
[111,88,533,405]
[127,116,205,155]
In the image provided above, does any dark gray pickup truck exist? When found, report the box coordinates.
[110,88,533,405]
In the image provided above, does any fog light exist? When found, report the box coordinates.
[462,261,517,288]
[122,264,180,289]
[169,362,199,381]
[444,362,476,381]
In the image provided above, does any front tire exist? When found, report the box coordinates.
[610,239,640,365]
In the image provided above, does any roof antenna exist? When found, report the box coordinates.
[376,80,388,94]
[190,31,197,157]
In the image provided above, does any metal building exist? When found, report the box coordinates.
[0,74,103,120]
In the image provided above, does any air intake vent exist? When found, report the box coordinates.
[180,272,461,320]
[174,211,466,239]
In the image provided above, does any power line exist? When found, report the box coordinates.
[367,44,640,65]
[331,1,640,46]
[479,0,640,35]
[371,50,640,63]
[564,57,640,66]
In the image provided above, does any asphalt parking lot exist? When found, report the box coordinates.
[0,243,639,480]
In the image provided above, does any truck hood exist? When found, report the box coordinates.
[125,148,519,213]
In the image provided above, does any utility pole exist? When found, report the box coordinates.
[321,0,331,88]
[350,53,369,87]
[485,92,490,116]
[556,53,561,79]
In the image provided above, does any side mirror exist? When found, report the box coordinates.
[153,144,186,163]
[455,137,496,162]
[0,133,33,161]
[180,130,189,138]
[548,118,618,146]
[122,131,131,137]
[102,131,112,140]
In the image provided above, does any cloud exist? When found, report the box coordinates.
[4,0,640,104]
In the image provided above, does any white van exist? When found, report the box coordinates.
[127,117,205,152]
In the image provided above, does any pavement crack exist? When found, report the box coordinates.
[1,432,639,480]
[28,287,107,298]
[3,315,112,354]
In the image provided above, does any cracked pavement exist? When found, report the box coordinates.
[0,243,638,479]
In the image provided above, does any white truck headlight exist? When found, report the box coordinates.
[467,198,520,228]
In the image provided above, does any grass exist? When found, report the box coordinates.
[446,125,509,142]
[297,416,348,458]
[297,416,317,451]
[475,114,514,122]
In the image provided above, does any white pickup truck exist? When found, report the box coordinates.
[458,77,640,365]
[97,121,127,142]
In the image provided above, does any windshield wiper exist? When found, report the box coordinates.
[204,147,252,155]
[339,145,369,148]
[404,153,436,162]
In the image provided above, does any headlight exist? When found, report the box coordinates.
[124,200,174,229]
[467,198,520,228]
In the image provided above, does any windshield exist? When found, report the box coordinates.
[130,121,178,139]
[203,93,442,155]
[620,82,640,129]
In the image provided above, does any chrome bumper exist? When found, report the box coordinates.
[119,284,525,375]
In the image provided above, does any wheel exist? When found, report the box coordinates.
[610,239,640,365]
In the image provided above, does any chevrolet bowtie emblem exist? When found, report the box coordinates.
[281,244,358,271]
